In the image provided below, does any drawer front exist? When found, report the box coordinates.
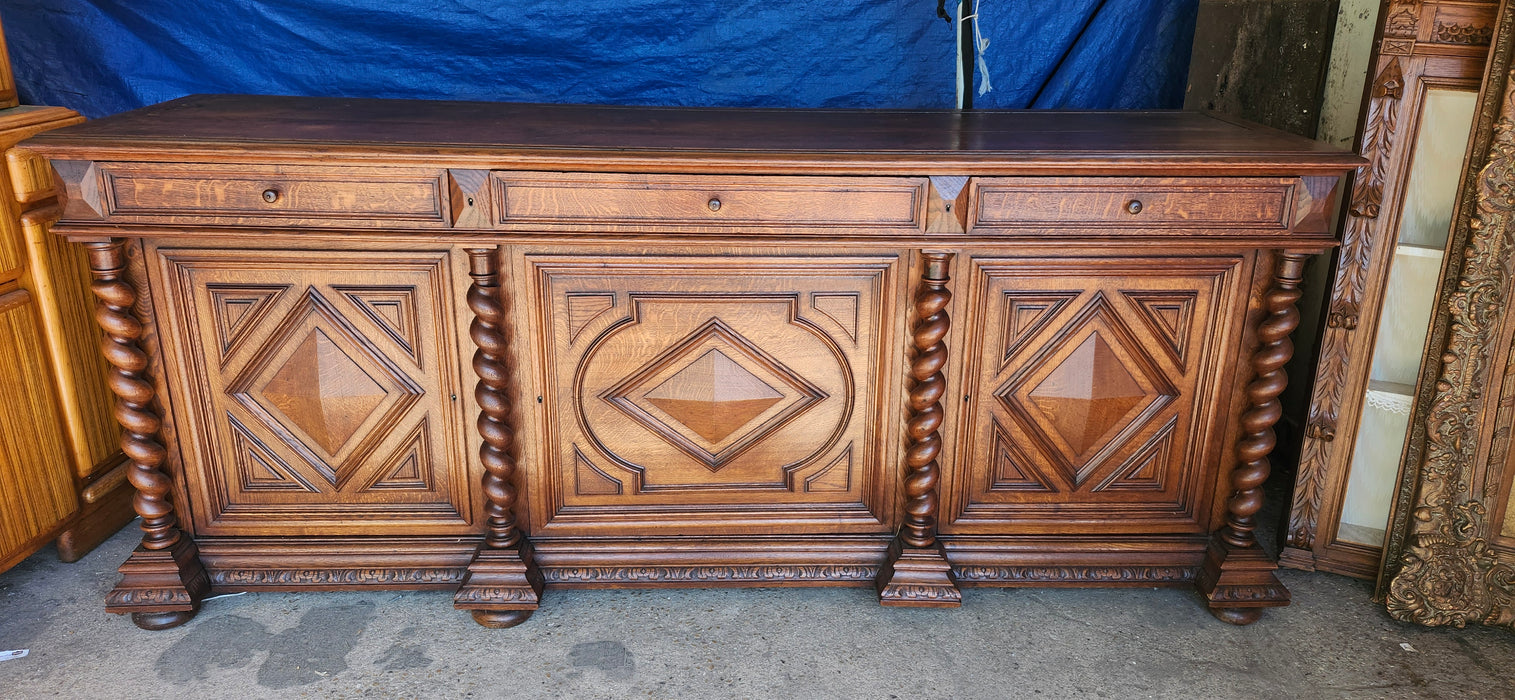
[155,248,475,536]
[970,177,1295,232]
[943,255,1247,535]
[495,172,927,232]
[524,252,904,536]
[101,163,449,226]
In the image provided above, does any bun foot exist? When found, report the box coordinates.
[1208,606,1264,626]
[471,609,533,628]
[131,609,197,630]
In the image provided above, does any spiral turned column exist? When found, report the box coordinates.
[877,251,961,607]
[470,249,522,550]
[1197,251,1307,625]
[902,253,952,548]
[455,247,543,628]
[89,239,208,630]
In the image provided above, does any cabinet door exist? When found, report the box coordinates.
[946,255,1246,534]
[155,248,473,536]
[0,289,77,568]
[525,253,902,536]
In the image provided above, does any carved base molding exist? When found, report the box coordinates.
[876,539,962,607]
[954,565,1196,585]
[211,567,466,588]
[105,539,211,630]
[1195,538,1290,625]
[544,565,879,585]
[454,542,544,628]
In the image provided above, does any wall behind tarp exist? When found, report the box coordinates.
[0,0,1199,118]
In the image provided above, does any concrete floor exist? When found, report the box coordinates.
[2,526,1513,699]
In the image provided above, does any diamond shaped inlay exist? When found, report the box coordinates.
[260,328,389,455]
[644,349,785,443]
[1027,334,1147,456]
[603,318,827,470]
[997,296,1178,488]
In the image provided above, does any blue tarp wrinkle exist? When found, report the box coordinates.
[1,1,1199,118]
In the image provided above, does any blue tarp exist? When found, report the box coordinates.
[0,1,1198,118]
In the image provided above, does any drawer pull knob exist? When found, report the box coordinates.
[1126,199,1143,215]
[708,197,722,212]
[262,188,281,204]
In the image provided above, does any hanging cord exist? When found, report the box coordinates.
[937,0,951,23]
[968,5,992,96]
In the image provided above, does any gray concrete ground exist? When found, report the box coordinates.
[2,525,1512,699]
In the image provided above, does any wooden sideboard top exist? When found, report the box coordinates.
[22,94,1361,175]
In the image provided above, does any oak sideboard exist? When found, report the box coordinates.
[12,95,1360,629]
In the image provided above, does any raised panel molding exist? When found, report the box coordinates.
[602,317,828,471]
[335,285,423,364]
[157,248,471,534]
[529,254,898,535]
[802,445,853,493]
[208,284,287,360]
[810,292,860,342]
[229,289,425,489]
[947,256,1240,533]
[997,293,1178,486]
[361,420,435,492]
[573,446,624,496]
[1122,290,1198,368]
[1092,418,1177,492]
[228,415,320,493]
[1000,291,1078,366]
[565,292,616,343]
[988,420,1058,493]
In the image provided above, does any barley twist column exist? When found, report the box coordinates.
[89,239,208,630]
[455,247,543,627]
[877,251,961,607]
[1197,251,1307,624]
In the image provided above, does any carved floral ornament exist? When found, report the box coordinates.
[1384,11,1515,628]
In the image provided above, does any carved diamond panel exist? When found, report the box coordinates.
[231,289,425,489]
[999,297,1175,486]
[604,318,826,471]
[260,328,389,456]
[164,248,472,536]
[533,254,895,534]
[950,256,1240,535]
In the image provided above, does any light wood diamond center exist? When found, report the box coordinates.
[644,349,784,443]
[260,328,389,454]
[1027,333,1147,456]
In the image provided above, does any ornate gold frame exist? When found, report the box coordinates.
[1380,0,1515,629]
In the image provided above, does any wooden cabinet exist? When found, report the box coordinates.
[1282,0,1495,579]
[16,95,1359,629]
[0,102,134,574]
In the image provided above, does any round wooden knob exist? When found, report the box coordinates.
[1126,199,1143,215]
[262,188,281,203]
[708,197,722,212]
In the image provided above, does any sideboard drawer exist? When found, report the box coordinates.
[100,163,449,226]
[970,177,1295,233]
[494,172,927,232]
